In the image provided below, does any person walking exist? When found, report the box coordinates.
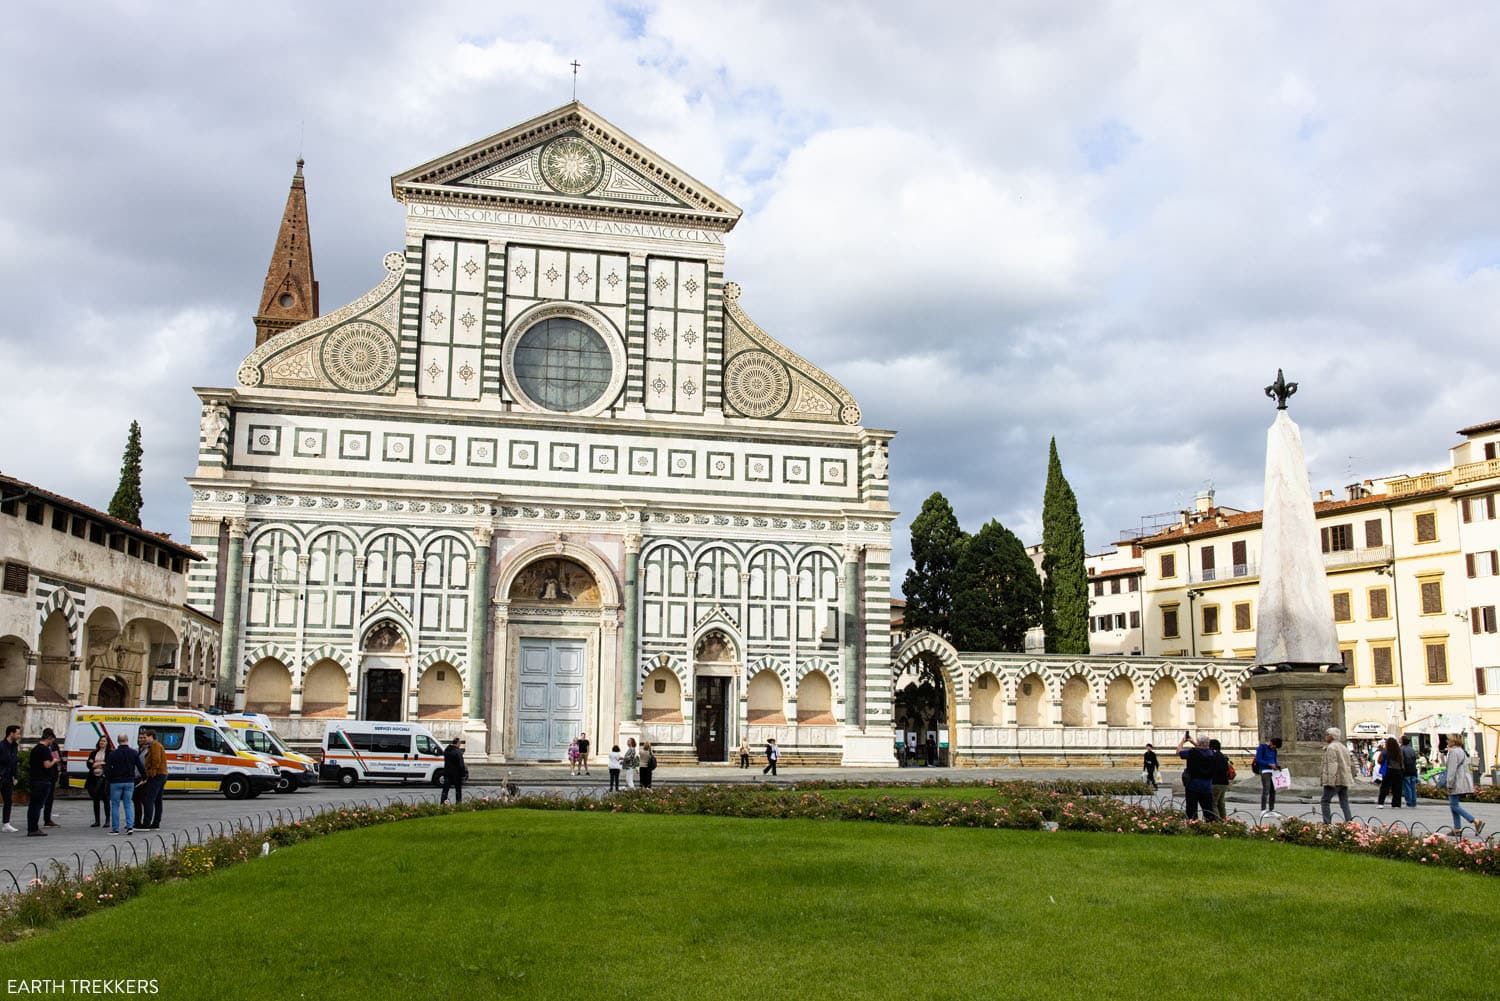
[440,738,467,804]
[737,738,751,770]
[26,728,60,837]
[1177,736,1218,821]
[138,729,168,830]
[104,733,145,835]
[1320,727,1354,824]
[85,736,110,827]
[576,733,591,776]
[1208,739,1232,823]
[621,738,640,790]
[1254,737,1283,817]
[607,745,622,791]
[640,741,657,789]
[1142,744,1160,791]
[1400,735,1420,808]
[1443,733,1485,837]
[0,725,19,833]
[567,738,580,776]
[762,737,779,777]
[1376,736,1404,811]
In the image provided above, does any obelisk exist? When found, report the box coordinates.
[1246,371,1350,782]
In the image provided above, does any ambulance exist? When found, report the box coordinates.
[66,707,282,800]
[218,712,320,792]
[320,720,448,787]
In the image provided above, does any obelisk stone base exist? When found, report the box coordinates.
[1246,670,1352,785]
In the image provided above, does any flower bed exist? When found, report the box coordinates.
[1417,783,1500,804]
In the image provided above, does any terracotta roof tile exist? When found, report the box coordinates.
[0,472,202,562]
[1136,487,1450,548]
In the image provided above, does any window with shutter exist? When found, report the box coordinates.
[1128,576,1139,592]
[1129,610,1140,628]
[1339,648,1355,672]
[1322,524,1353,552]
[1160,553,1176,578]
[1463,499,1473,524]
[1473,608,1482,634]
[1488,494,1497,519]
[1485,606,1498,634]
[1202,605,1220,634]
[1,561,28,595]
[1231,540,1247,573]
[1468,553,1478,578]
[1372,646,1394,686]
[1368,587,1389,619]
[1424,642,1448,684]
[1201,546,1216,578]
[1491,551,1499,575]
[1415,512,1437,543]
[1234,602,1252,631]
[1111,578,1121,595]
[1487,442,1498,460]
[1364,519,1383,547]
[1332,592,1352,622]
[1162,606,1180,638]
[1115,613,1126,629]
[1420,579,1443,614]
[1480,669,1489,697]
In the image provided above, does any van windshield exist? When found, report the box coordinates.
[221,729,251,754]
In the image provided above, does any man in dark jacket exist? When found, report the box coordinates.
[440,739,468,805]
[0,725,19,832]
[1142,744,1160,790]
[1208,739,1232,823]
[137,729,169,830]
[1177,736,1219,821]
[26,728,60,836]
[1400,734,1420,807]
[104,734,146,834]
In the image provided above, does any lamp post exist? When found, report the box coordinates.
[1376,563,1407,718]
[1186,589,1202,658]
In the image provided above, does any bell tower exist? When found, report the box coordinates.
[252,159,320,346]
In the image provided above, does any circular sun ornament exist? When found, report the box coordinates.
[540,136,604,195]
[322,322,398,392]
[725,351,791,418]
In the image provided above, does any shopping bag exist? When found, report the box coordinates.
[1271,768,1292,791]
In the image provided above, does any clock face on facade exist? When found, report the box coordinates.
[539,136,604,195]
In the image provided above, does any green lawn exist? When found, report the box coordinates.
[4,810,1497,1000]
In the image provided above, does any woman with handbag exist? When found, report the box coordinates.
[1444,733,1485,837]
[85,736,109,828]
[1376,737,1404,810]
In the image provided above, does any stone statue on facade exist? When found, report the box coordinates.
[201,402,231,457]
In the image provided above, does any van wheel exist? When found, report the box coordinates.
[222,775,250,800]
[274,773,294,794]
[337,769,358,788]
[430,770,445,788]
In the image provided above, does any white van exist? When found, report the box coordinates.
[218,712,319,792]
[320,720,448,787]
[66,707,282,800]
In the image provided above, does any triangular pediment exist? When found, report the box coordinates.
[392,102,742,231]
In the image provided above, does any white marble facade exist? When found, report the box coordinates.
[189,103,896,763]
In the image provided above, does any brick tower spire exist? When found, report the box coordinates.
[252,159,320,346]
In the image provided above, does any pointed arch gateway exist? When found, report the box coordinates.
[891,631,961,766]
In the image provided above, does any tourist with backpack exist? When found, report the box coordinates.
[640,741,658,789]
[1177,736,1218,821]
[1209,739,1233,823]
[1252,738,1282,817]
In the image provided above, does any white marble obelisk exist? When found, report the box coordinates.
[1254,410,1341,669]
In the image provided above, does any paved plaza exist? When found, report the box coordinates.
[3,768,1493,890]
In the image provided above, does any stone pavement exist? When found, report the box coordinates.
[3,766,1492,890]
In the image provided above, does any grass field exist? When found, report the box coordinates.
[4,809,1497,1000]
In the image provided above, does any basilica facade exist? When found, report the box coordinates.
[188,103,896,763]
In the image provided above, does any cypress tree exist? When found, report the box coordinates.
[108,420,145,526]
[952,519,1043,652]
[902,492,967,640]
[1041,437,1089,653]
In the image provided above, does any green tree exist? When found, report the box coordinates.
[1041,437,1089,654]
[952,519,1042,652]
[902,492,967,640]
[108,420,144,526]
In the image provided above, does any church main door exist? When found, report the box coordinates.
[363,669,404,721]
[694,676,728,762]
[515,638,585,760]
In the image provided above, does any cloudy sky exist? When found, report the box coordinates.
[2,2,1497,589]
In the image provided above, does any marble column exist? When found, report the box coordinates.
[468,527,492,719]
[620,533,642,722]
[842,545,861,727]
[216,518,248,705]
